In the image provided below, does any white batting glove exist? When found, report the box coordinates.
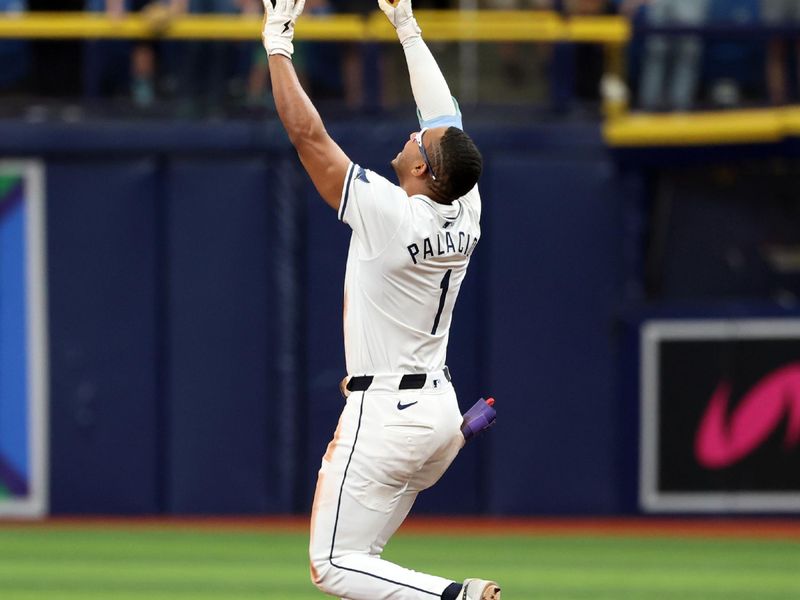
[377,0,421,45]
[262,0,306,59]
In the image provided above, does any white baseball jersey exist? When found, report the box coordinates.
[337,162,481,375]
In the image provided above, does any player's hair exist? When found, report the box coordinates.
[429,127,483,203]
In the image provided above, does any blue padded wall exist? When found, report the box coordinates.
[47,159,160,513]
[485,155,622,514]
[165,158,280,513]
[303,184,349,509]
[17,120,641,515]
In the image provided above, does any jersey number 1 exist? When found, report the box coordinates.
[431,269,452,335]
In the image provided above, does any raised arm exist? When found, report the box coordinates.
[262,0,350,210]
[378,0,462,128]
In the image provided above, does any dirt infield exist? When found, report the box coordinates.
[2,516,800,539]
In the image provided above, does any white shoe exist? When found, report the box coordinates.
[461,578,501,600]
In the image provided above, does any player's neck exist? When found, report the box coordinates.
[404,181,449,205]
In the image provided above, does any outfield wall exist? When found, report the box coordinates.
[0,118,798,516]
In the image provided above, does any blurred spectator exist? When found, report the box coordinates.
[483,0,552,9]
[84,0,133,102]
[244,0,353,110]
[564,0,615,102]
[703,0,760,109]
[325,0,371,110]
[615,0,648,15]
[563,0,608,13]
[105,0,185,107]
[298,0,349,105]
[475,0,552,94]
[175,0,242,116]
[762,0,800,104]
[0,0,29,93]
[241,0,271,108]
[637,0,710,111]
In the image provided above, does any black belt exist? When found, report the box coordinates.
[347,366,451,392]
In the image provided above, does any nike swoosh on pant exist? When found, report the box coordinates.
[397,401,418,410]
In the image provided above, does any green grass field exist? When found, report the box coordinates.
[0,523,799,599]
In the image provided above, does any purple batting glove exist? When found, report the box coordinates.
[461,397,496,442]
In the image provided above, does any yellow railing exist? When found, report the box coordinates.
[604,106,800,147]
[2,11,796,148]
[0,11,630,43]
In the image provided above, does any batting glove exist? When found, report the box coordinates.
[377,0,421,45]
[262,0,306,59]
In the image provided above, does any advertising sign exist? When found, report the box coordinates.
[640,319,800,512]
[0,161,48,517]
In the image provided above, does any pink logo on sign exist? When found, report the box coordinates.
[695,363,800,469]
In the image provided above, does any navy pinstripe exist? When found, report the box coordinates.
[338,163,356,222]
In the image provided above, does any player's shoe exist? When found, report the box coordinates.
[461,578,501,600]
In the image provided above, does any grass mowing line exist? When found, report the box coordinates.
[0,526,798,600]
[5,516,800,539]
[0,592,262,600]
[383,533,800,599]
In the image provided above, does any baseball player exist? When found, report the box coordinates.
[262,0,499,598]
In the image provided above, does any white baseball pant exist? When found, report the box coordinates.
[309,372,464,599]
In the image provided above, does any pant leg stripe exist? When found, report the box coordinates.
[328,391,440,597]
